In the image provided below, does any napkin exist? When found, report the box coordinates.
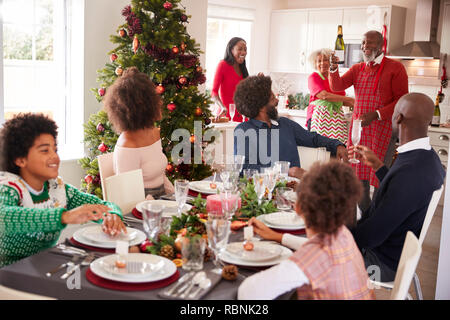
[158,269,222,300]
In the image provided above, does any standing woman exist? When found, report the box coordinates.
[103,67,174,200]
[306,49,354,144]
[211,37,249,122]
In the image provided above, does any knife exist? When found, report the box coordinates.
[60,253,95,280]
[46,255,81,277]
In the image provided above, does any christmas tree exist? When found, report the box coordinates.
[79,0,214,197]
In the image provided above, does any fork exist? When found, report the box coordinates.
[60,253,96,280]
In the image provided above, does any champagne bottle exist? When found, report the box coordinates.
[431,96,441,127]
[334,25,345,65]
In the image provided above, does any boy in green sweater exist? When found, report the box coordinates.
[0,113,126,267]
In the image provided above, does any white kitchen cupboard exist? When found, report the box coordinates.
[269,5,406,73]
[268,10,309,73]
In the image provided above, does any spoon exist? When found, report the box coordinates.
[180,271,206,299]
[164,271,194,296]
[189,277,212,299]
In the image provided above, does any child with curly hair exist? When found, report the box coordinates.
[0,113,126,267]
[238,160,374,300]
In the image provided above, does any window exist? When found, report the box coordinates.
[205,4,254,91]
[0,0,84,159]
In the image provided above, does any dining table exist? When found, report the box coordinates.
[0,209,303,300]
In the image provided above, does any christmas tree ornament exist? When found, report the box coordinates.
[167,103,176,112]
[159,244,175,259]
[84,175,93,185]
[195,107,202,116]
[133,36,139,54]
[93,175,100,185]
[98,88,106,97]
[166,163,174,174]
[180,14,188,22]
[96,123,105,133]
[156,84,165,94]
[179,76,187,85]
[119,28,127,37]
[110,53,118,62]
[196,66,203,73]
[172,46,179,54]
[180,42,187,52]
[115,66,123,76]
[204,116,211,126]
[98,142,108,153]
[163,1,173,10]
[190,135,196,143]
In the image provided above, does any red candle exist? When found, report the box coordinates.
[206,194,241,215]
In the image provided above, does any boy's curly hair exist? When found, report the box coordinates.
[297,160,362,236]
[103,67,162,133]
[233,75,272,119]
[0,113,58,174]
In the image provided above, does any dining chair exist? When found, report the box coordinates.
[297,146,330,171]
[103,169,146,214]
[370,185,443,299]
[0,285,55,300]
[97,152,115,200]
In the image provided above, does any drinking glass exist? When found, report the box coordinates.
[243,169,259,181]
[181,236,206,271]
[349,119,362,164]
[263,168,278,202]
[233,155,245,174]
[220,190,240,220]
[142,203,164,240]
[276,187,294,211]
[229,104,236,122]
[253,173,267,206]
[274,161,290,182]
[206,215,231,268]
[175,179,190,216]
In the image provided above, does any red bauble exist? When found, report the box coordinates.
[115,67,123,76]
[139,240,154,253]
[179,77,187,85]
[110,53,118,62]
[180,14,188,22]
[163,1,173,10]
[166,163,174,174]
[119,28,127,37]
[98,143,108,153]
[133,36,139,54]
[172,46,179,54]
[167,103,176,112]
[196,66,203,73]
[190,135,196,143]
[194,107,202,116]
[98,88,106,97]
[156,84,165,94]
[84,175,93,184]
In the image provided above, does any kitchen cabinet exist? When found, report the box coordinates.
[269,5,406,74]
[428,126,449,205]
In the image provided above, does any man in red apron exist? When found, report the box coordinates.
[329,31,409,211]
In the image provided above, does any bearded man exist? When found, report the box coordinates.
[329,30,409,211]
[233,75,347,179]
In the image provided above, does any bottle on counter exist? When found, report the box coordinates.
[334,25,345,65]
[431,96,441,127]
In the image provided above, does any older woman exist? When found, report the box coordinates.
[103,67,174,199]
[211,37,249,122]
[306,49,354,144]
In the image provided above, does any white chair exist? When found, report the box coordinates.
[370,185,443,299]
[97,152,115,200]
[103,169,146,214]
[0,285,55,300]
[297,146,330,171]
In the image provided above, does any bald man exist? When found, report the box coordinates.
[349,93,445,282]
[330,30,409,212]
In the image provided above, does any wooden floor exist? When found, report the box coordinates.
[374,204,443,300]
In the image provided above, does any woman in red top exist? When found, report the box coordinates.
[306,49,354,144]
[211,37,249,122]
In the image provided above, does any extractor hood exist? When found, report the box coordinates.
[388,0,441,59]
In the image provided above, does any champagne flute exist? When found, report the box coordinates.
[229,104,236,122]
[253,173,267,206]
[175,179,189,216]
[263,167,278,202]
[349,119,362,164]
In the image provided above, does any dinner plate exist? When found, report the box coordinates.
[73,225,147,249]
[225,241,282,262]
[189,181,222,195]
[264,211,305,228]
[257,213,305,231]
[135,200,192,217]
[82,225,138,244]
[90,253,176,283]
[219,243,292,267]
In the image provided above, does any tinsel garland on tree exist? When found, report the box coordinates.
[79,0,214,197]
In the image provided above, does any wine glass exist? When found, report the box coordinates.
[274,161,290,182]
[253,173,267,206]
[220,190,240,221]
[349,119,362,164]
[206,215,231,268]
[175,179,189,216]
[142,203,164,240]
[229,104,236,122]
[264,167,278,202]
